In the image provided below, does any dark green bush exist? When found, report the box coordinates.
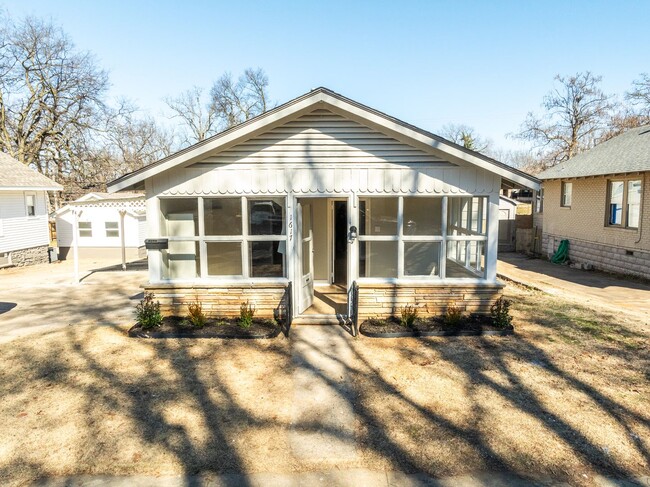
[491,297,513,328]
[400,305,418,328]
[135,292,163,329]
[239,301,255,328]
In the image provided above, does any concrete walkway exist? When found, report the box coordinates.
[0,258,147,343]
[498,253,650,323]
[289,325,357,461]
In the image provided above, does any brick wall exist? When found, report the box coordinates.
[357,283,504,320]
[145,283,289,319]
[9,245,49,267]
[543,173,650,250]
[541,172,650,278]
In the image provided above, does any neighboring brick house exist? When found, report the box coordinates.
[537,126,650,279]
[0,152,62,267]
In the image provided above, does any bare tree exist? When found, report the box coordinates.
[627,73,650,115]
[0,16,109,206]
[164,86,217,144]
[440,123,491,153]
[515,72,615,167]
[210,68,271,129]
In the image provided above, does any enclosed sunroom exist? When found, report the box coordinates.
[108,88,539,323]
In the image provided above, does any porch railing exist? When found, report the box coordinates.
[347,281,359,337]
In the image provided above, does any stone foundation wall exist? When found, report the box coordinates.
[357,283,504,320]
[8,245,50,267]
[543,233,650,279]
[144,282,290,319]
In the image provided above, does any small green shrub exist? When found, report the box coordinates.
[187,299,207,328]
[135,292,163,329]
[491,297,513,329]
[239,301,255,328]
[400,305,418,328]
[443,301,464,328]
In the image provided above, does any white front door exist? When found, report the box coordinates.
[298,202,314,313]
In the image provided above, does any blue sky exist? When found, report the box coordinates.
[2,1,648,151]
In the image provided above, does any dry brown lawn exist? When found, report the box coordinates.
[0,284,648,486]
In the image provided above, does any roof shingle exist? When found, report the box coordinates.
[0,152,62,190]
[538,126,650,180]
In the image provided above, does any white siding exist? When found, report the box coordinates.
[151,109,499,197]
[0,191,49,253]
[56,206,144,248]
[202,109,445,165]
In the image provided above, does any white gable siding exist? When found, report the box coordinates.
[202,110,445,165]
[56,207,145,248]
[151,109,500,197]
[0,191,49,253]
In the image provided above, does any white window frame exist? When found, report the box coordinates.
[25,192,36,217]
[358,195,488,282]
[607,178,642,229]
[561,182,572,207]
[78,221,92,238]
[105,221,119,238]
[160,196,288,282]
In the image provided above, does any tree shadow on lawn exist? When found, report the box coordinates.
[0,290,648,486]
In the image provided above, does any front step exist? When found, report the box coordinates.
[293,314,348,325]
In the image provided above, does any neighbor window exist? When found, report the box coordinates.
[608,179,642,228]
[105,222,119,238]
[159,196,287,280]
[79,222,92,238]
[25,194,36,216]
[561,182,572,207]
[359,196,486,280]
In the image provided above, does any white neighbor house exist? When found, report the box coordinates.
[55,193,146,261]
[0,152,62,267]
[108,88,540,322]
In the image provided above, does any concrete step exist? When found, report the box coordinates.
[293,314,348,325]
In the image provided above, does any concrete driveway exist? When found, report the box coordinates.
[498,252,650,323]
[0,257,147,343]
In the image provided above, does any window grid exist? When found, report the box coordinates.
[161,196,287,280]
[359,196,488,280]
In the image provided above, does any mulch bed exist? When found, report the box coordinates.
[360,314,514,337]
[128,316,283,339]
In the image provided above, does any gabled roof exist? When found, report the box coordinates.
[55,192,145,216]
[77,192,144,202]
[0,152,62,191]
[108,87,540,192]
[538,126,650,180]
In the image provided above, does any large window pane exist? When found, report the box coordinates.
[627,180,641,228]
[160,198,198,237]
[446,241,484,278]
[403,198,442,235]
[249,198,285,236]
[249,241,284,277]
[162,241,200,279]
[204,198,242,236]
[404,242,440,276]
[447,197,487,236]
[609,181,624,225]
[207,242,242,276]
[360,198,397,236]
[359,241,397,278]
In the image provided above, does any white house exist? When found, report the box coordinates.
[55,192,146,261]
[498,195,520,251]
[108,88,540,322]
[0,152,62,267]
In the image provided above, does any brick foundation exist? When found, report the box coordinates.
[8,245,50,267]
[543,233,650,279]
[144,282,290,319]
[357,283,504,320]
